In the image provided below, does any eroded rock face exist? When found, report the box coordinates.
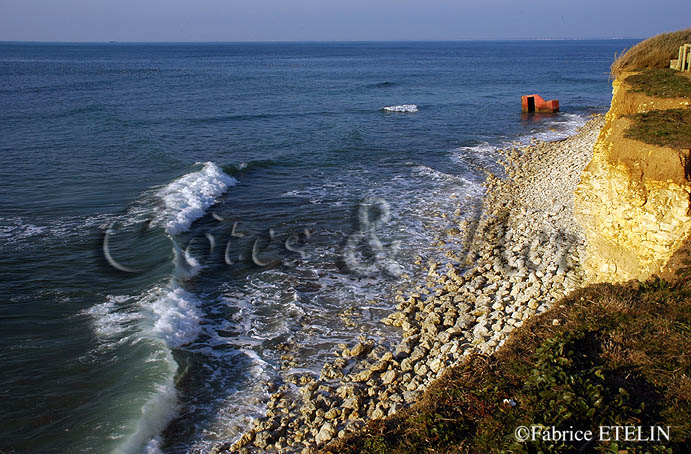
[575,74,691,283]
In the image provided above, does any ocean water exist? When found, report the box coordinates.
[0,40,636,454]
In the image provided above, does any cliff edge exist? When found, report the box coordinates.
[574,72,691,282]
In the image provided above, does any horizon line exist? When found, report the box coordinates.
[0,37,644,45]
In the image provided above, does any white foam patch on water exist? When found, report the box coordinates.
[157,162,237,235]
[145,437,165,454]
[0,213,117,248]
[87,282,204,350]
[148,284,204,349]
[86,295,142,340]
[208,275,297,346]
[382,104,418,112]
[453,143,498,158]
[520,112,590,143]
[452,143,506,176]
[0,218,47,241]
[281,180,348,206]
[412,165,476,185]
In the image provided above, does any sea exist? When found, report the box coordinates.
[0,40,637,454]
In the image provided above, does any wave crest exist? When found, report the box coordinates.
[149,284,203,348]
[157,162,236,235]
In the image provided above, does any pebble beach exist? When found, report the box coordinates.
[215,114,606,454]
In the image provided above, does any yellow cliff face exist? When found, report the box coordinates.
[574,74,691,283]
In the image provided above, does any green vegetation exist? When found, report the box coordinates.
[625,69,691,98]
[624,109,691,149]
[322,278,691,454]
[611,28,691,78]
[619,52,691,151]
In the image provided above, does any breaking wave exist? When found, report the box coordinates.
[382,104,418,113]
[148,284,203,349]
[86,163,234,453]
[156,162,236,235]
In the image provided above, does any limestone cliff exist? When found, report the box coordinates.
[575,73,691,283]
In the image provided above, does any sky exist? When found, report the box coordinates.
[1,0,690,42]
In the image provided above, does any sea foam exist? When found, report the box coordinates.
[158,162,236,235]
[149,284,203,348]
[90,284,203,351]
[95,161,225,453]
[87,281,205,454]
[86,295,142,341]
[528,112,589,142]
[382,104,418,113]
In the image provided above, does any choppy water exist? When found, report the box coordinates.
[0,40,636,453]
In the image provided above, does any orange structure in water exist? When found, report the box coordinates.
[521,94,559,113]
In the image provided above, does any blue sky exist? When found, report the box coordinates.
[1,0,690,42]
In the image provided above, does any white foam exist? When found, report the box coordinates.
[452,143,506,176]
[101,282,203,453]
[413,165,473,184]
[454,142,498,155]
[0,213,114,248]
[145,437,164,454]
[87,279,204,351]
[157,162,236,235]
[86,295,142,340]
[280,181,347,206]
[452,113,590,176]
[149,284,203,349]
[521,112,589,143]
[383,104,418,112]
[0,219,46,242]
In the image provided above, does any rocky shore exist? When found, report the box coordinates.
[214,115,605,454]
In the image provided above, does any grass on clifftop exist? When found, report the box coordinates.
[322,278,691,454]
[625,69,691,98]
[611,28,691,78]
[625,108,691,150]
